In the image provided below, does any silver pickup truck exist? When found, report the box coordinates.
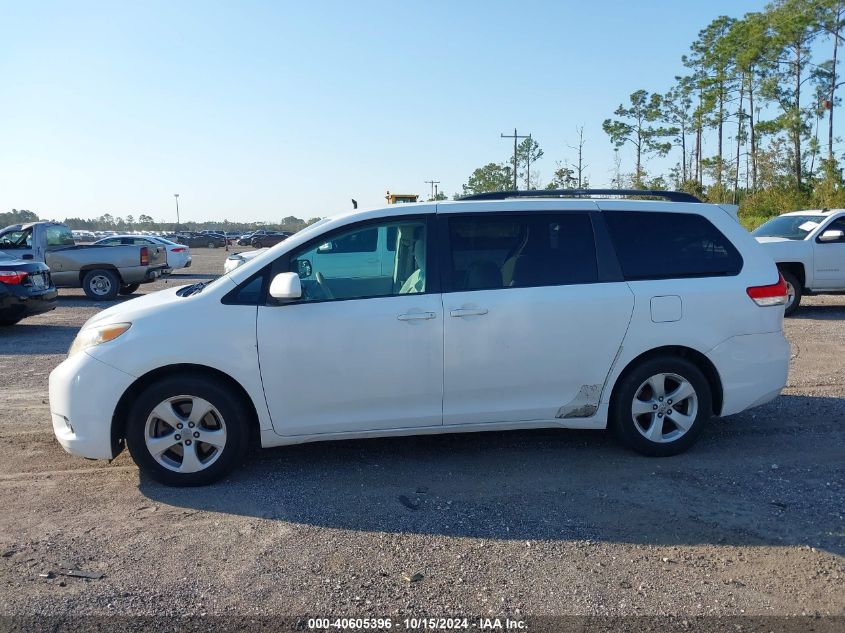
[0,222,168,300]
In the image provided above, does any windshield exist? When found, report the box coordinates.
[197,218,332,296]
[752,215,824,240]
[0,227,33,249]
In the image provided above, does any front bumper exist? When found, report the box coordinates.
[49,351,136,459]
[0,286,57,321]
[707,331,790,416]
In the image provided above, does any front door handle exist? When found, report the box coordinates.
[450,308,489,317]
[398,311,436,321]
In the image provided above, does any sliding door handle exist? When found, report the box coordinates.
[450,308,488,317]
[398,311,436,321]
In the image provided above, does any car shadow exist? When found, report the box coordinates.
[791,303,845,320]
[0,324,78,353]
[53,295,141,309]
[139,394,845,555]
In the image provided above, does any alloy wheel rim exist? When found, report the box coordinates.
[91,275,112,295]
[144,395,227,473]
[631,373,698,444]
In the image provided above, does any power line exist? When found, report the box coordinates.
[424,180,441,200]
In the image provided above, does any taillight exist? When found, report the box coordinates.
[747,274,789,307]
[140,246,149,266]
[0,270,27,285]
[171,247,186,252]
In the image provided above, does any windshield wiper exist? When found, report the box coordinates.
[176,281,211,297]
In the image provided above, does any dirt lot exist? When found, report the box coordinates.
[0,247,843,622]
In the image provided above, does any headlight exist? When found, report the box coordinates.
[69,322,131,357]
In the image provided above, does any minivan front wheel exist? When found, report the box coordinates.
[611,357,711,456]
[125,375,249,486]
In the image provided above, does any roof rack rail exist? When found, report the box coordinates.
[458,189,702,203]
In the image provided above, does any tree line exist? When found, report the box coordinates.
[0,209,322,234]
[459,0,845,226]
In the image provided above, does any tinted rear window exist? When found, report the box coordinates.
[604,211,742,280]
[448,213,598,290]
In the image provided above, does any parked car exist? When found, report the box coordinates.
[71,230,97,242]
[0,251,57,326]
[176,233,227,249]
[223,248,268,274]
[752,209,845,315]
[237,231,263,246]
[93,235,192,270]
[49,190,790,486]
[0,222,168,300]
[251,231,292,247]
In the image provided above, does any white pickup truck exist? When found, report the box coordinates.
[752,209,845,315]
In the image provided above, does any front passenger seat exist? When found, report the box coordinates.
[399,240,426,294]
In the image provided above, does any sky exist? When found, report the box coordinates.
[1,0,773,223]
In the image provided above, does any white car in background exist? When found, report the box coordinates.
[223,248,268,274]
[93,235,192,271]
[50,190,789,486]
[752,210,845,315]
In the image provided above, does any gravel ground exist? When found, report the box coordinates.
[0,247,843,623]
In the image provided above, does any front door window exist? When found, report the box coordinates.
[290,220,427,302]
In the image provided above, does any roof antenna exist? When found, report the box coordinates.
[351,199,358,209]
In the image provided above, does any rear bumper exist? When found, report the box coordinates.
[49,351,135,460]
[707,331,790,416]
[0,286,57,321]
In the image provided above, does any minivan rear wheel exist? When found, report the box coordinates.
[610,356,711,457]
[125,375,249,486]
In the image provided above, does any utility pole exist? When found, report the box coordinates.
[174,194,180,232]
[424,179,441,200]
[501,128,528,190]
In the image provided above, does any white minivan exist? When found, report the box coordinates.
[49,191,791,486]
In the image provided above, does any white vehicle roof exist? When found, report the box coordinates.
[778,209,840,217]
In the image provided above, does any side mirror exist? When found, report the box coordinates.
[818,229,844,243]
[294,258,312,278]
[269,272,302,300]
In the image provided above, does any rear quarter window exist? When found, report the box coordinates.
[604,211,742,280]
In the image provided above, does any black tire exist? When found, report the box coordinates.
[207,241,216,249]
[0,317,22,326]
[125,375,249,486]
[780,270,802,317]
[610,355,712,457]
[118,283,141,296]
[82,268,120,301]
